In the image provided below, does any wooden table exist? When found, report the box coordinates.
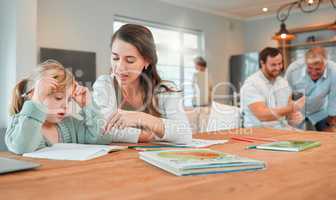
[1,128,336,200]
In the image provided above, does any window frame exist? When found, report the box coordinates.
[113,15,205,107]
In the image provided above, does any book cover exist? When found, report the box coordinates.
[255,140,321,152]
[139,149,265,176]
[154,139,228,148]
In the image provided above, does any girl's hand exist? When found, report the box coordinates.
[72,82,91,108]
[104,109,145,133]
[31,77,58,103]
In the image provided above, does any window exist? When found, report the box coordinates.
[113,18,204,107]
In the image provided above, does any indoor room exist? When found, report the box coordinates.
[0,0,335,199]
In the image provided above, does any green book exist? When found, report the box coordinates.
[139,149,265,176]
[255,140,321,152]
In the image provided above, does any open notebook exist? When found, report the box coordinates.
[23,143,126,161]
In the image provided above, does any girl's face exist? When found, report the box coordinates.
[42,88,72,123]
[111,38,149,87]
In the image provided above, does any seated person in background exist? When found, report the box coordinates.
[285,47,336,131]
[192,56,213,107]
[5,60,104,154]
[240,47,304,129]
[92,24,192,144]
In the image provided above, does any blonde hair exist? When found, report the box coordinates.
[305,47,327,64]
[10,60,74,115]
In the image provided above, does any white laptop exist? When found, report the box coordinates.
[0,157,40,174]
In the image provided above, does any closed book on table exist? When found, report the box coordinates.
[140,149,265,176]
[255,141,320,152]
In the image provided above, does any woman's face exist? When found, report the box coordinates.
[111,38,149,87]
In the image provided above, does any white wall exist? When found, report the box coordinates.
[244,7,336,52]
[0,0,37,127]
[37,0,245,94]
[0,0,16,126]
[16,0,38,80]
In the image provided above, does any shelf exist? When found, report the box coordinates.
[289,22,336,34]
[281,39,336,49]
[275,21,336,68]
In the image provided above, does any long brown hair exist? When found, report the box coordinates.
[9,60,74,115]
[111,24,176,117]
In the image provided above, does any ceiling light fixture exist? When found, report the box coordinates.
[273,0,336,41]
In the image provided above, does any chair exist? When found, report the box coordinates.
[0,128,8,151]
[205,102,241,132]
[185,106,211,133]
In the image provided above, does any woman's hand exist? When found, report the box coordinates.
[72,82,91,108]
[103,109,165,138]
[31,77,58,103]
[104,109,145,132]
[138,130,155,143]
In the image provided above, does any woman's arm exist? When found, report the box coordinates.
[147,92,192,144]
[104,92,193,144]
[92,75,142,143]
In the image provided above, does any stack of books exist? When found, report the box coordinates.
[139,149,265,176]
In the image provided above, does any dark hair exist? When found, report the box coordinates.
[194,56,207,68]
[259,47,282,68]
[110,24,174,117]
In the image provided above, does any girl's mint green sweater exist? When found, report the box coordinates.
[5,101,105,154]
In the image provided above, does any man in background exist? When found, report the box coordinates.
[192,56,212,107]
[286,47,336,131]
[240,47,304,129]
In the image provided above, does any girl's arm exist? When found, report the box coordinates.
[67,101,105,144]
[5,101,47,154]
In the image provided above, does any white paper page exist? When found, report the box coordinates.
[23,143,126,161]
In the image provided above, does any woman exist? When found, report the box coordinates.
[93,24,192,144]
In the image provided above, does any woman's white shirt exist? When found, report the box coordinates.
[92,75,192,144]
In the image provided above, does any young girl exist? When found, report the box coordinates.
[93,24,192,144]
[6,60,104,154]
